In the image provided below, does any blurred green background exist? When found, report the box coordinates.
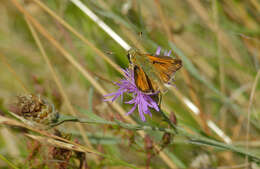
[0,0,260,168]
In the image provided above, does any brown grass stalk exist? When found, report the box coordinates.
[153,0,209,133]
[24,17,96,160]
[223,1,258,30]
[0,54,29,93]
[245,70,260,168]
[0,115,98,155]
[250,0,260,12]
[185,0,243,64]
[212,0,227,134]
[154,0,173,42]
[29,0,123,75]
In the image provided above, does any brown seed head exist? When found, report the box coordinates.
[16,94,59,125]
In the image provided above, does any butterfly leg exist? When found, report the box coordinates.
[158,93,162,107]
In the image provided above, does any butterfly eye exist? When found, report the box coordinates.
[127,53,132,63]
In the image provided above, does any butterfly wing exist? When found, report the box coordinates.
[147,55,182,83]
[134,65,157,93]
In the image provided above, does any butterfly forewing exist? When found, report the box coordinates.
[147,55,182,83]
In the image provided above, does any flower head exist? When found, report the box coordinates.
[104,47,171,121]
[14,94,59,126]
[104,68,159,121]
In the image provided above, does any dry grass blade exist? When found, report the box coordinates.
[154,0,173,42]
[250,0,260,11]
[245,70,260,168]
[0,53,29,93]
[70,0,131,51]
[213,0,226,132]
[185,0,242,64]
[10,1,178,168]
[217,163,250,169]
[4,113,139,166]
[29,0,123,75]
[25,134,85,153]
[213,0,225,94]
[0,154,19,169]
[153,0,209,133]
[0,128,19,158]
[24,16,95,156]
[0,115,98,155]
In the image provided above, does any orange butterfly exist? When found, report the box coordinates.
[127,48,182,94]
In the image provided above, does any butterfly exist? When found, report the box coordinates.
[127,48,182,94]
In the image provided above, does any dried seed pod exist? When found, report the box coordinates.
[49,130,72,169]
[169,111,177,126]
[16,94,59,126]
[162,132,172,146]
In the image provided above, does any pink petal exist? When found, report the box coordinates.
[155,46,161,56]
[126,103,137,115]
[167,50,172,56]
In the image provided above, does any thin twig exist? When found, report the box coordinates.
[245,70,260,167]
[0,54,29,93]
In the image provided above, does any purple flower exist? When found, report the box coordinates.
[155,46,171,57]
[104,47,170,121]
[104,69,159,122]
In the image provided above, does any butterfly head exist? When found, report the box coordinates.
[127,48,139,64]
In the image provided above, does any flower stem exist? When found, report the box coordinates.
[158,108,178,134]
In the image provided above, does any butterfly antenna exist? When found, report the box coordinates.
[136,31,146,53]
[138,31,143,38]
[105,50,114,55]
